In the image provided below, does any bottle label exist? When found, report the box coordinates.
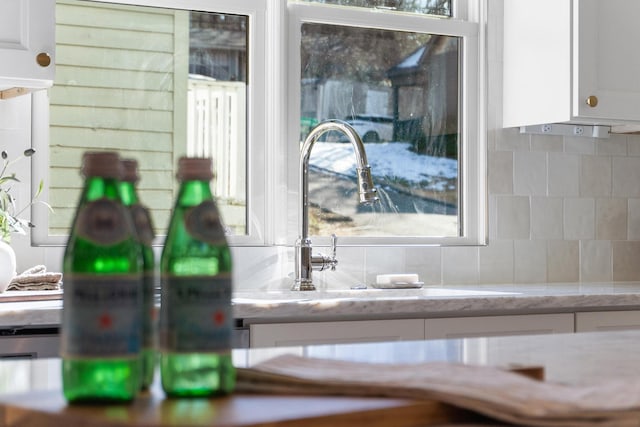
[131,204,155,245]
[160,274,232,353]
[76,198,130,246]
[184,200,227,244]
[61,274,141,358]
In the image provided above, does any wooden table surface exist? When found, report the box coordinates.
[0,389,479,427]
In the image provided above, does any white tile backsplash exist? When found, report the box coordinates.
[547,240,579,283]
[514,240,547,283]
[479,239,514,284]
[548,153,580,196]
[564,136,596,155]
[613,157,640,197]
[530,197,563,240]
[513,151,547,196]
[596,134,628,156]
[442,246,479,284]
[496,195,530,239]
[563,198,595,240]
[612,241,640,282]
[488,150,513,194]
[580,156,612,197]
[595,198,628,240]
[628,199,640,241]
[580,240,612,282]
[627,135,640,156]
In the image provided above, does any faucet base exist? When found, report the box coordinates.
[291,280,316,291]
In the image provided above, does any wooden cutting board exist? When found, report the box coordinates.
[0,389,484,427]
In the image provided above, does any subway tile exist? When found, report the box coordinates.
[564,198,595,240]
[514,151,547,196]
[580,240,612,282]
[547,240,579,283]
[530,197,563,240]
[514,240,547,283]
[496,128,530,151]
[496,195,530,239]
[627,135,640,156]
[479,239,514,284]
[580,155,611,197]
[595,198,628,240]
[531,134,563,152]
[629,199,640,241]
[442,246,479,285]
[613,157,640,197]
[596,134,627,156]
[488,150,513,194]
[548,153,580,196]
[564,136,595,154]
[327,246,366,289]
[232,246,292,291]
[612,241,640,281]
[363,246,405,284]
[488,194,498,241]
[404,246,442,286]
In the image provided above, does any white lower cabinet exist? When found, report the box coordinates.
[249,319,424,348]
[575,311,640,332]
[423,313,574,339]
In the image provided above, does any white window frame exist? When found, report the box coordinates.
[284,1,487,246]
[30,0,486,249]
[31,0,270,247]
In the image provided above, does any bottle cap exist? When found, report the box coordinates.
[177,157,214,181]
[121,158,139,183]
[81,151,122,179]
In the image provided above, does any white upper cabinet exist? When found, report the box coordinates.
[0,0,55,95]
[503,0,640,128]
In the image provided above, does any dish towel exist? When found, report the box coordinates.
[7,265,62,291]
[237,354,640,427]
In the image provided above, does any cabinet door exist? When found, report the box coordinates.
[575,0,640,121]
[249,319,424,348]
[424,313,574,339]
[0,0,55,89]
[575,311,640,332]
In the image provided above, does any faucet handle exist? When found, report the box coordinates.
[329,234,338,271]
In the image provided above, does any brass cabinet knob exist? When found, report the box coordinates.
[586,95,598,108]
[36,52,51,67]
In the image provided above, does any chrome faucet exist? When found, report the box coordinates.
[293,119,379,291]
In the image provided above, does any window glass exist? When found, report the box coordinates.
[295,0,452,16]
[300,22,460,237]
[46,1,247,237]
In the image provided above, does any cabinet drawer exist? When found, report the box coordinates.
[424,313,574,339]
[250,319,424,348]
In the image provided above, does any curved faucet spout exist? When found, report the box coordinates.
[294,119,379,291]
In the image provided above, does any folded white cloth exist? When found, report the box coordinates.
[7,265,62,291]
[238,354,640,427]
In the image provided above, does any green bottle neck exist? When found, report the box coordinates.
[119,181,139,206]
[84,177,122,202]
[177,180,213,206]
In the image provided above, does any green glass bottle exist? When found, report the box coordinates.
[160,157,235,397]
[61,151,143,403]
[120,159,156,390]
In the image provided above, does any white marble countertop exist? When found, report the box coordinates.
[232,282,640,322]
[3,282,640,328]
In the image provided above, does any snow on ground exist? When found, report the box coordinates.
[309,141,458,190]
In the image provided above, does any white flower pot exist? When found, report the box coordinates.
[0,241,16,293]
